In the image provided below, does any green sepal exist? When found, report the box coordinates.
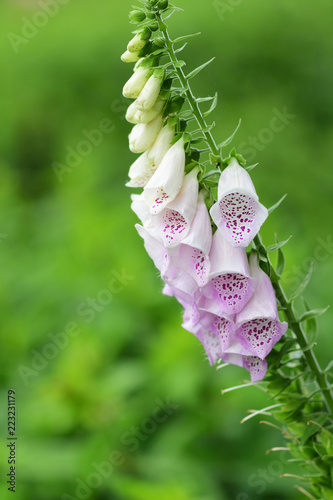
[321,431,333,456]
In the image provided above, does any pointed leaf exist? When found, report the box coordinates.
[186,58,215,80]
[172,32,201,44]
[196,95,218,103]
[218,119,242,149]
[203,93,218,117]
[266,236,292,253]
[173,60,186,68]
[276,249,285,277]
[289,262,314,301]
[299,307,329,323]
[268,193,288,215]
[302,298,318,343]
[174,43,187,54]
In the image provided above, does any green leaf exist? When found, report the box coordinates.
[172,32,201,44]
[268,193,288,215]
[302,298,318,343]
[186,57,215,80]
[203,93,218,117]
[321,487,333,500]
[266,236,292,253]
[289,262,314,302]
[173,60,186,68]
[174,43,187,54]
[300,415,328,445]
[324,360,333,374]
[298,307,329,323]
[218,119,242,149]
[276,235,286,276]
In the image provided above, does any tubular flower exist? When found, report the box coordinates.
[136,70,165,111]
[144,138,186,214]
[167,191,212,287]
[129,114,163,153]
[234,253,288,360]
[202,229,255,315]
[123,66,150,99]
[146,167,199,247]
[220,348,268,382]
[210,157,268,247]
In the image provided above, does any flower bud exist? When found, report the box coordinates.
[129,114,164,153]
[147,123,175,166]
[158,0,168,10]
[129,10,146,23]
[126,98,165,124]
[121,50,140,63]
[127,33,147,53]
[136,69,164,111]
[123,66,150,99]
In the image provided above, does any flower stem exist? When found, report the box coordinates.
[158,21,220,162]
[254,233,333,418]
[160,17,333,419]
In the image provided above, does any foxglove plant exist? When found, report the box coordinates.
[121,1,333,498]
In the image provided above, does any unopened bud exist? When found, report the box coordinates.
[129,10,146,23]
[137,70,165,111]
[123,66,150,99]
[158,0,169,10]
[129,115,164,154]
[121,50,140,63]
[127,33,147,53]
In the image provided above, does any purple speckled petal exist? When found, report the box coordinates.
[210,158,268,247]
[202,230,255,314]
[235,253,288,359]
[235,318,287,360]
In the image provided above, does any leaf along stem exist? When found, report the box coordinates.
[157,20,221,165]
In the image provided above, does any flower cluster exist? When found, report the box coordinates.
[121,1,288,382]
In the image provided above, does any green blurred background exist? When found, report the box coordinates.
[0,0,332,498]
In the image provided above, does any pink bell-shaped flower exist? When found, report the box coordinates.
[167,191,212,287]
[202,230,255,315]
[234,253,288,360]
[210,157,268,247]
[147,167,199,247]
[220,348,268,382]
[144,138,186,215]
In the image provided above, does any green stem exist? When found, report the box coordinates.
[159,15,333,419]
[158,21,220,162]
[254,234,333,417]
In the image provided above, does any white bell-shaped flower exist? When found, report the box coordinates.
[144,138,185,215]
[210,157,268,247]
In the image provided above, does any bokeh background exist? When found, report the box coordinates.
[1,0,332,498]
